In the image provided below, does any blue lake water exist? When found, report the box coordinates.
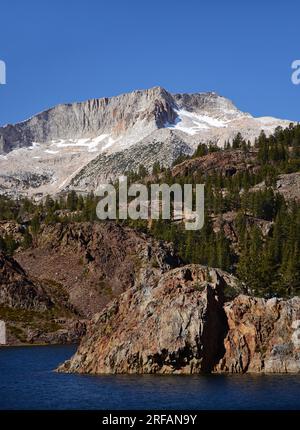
[0,345,300,410]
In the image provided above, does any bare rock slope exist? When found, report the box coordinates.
[0,252,85,345]
[1,221,180,345]
[16,221,180,318]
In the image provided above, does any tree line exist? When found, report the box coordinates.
[0,124,299,297]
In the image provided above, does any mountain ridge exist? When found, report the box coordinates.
[0,86,295,198]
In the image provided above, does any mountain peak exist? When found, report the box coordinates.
[0,86,294,198]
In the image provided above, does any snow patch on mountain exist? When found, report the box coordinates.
[50,134,112,152]
[165,108,230,135]
[45,150,59,154]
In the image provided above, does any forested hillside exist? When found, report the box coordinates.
[1,124,299,298]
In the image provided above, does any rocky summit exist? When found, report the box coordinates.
[0,87,292,198]
[58,265,300,375]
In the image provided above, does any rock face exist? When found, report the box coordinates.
[58,266,300,375]
[251,172,300,202]
[0,320,6,345]
[0,87,176,153]
[0,87,292,198]
[58,265,242,374]
[215,295,300,373]
[0,221,181,345]
[0,252,86,345]
[0,221,27,243]
[172,149,259,179]
[275,172,300,202]
[0,252,52,311]
[17,221,181,318]
[67,130,193,190]
[212,211,273,251]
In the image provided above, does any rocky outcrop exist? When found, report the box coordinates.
[275,172,300,201]
[58,265,300,375]
[0,252,86,345]
[215,295,300,373]
[17,221,181,317]
[0,221,27,243]
[20,319,86,345]
[0,252,52,311]
[58,265,242,374]
[172,149,259,179]
[251,172,300,202]
[212,211,273,250]
[0,221,181,345]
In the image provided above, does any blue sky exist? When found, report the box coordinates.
[0,0,299,126]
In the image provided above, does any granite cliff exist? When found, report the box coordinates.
[58,265,300,375]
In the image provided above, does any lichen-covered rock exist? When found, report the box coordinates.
[58,265,241,374]
[215,295,300,373]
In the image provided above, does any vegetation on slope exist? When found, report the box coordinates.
[0,124,300,297]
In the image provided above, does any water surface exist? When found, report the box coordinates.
[0,345,300,410]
